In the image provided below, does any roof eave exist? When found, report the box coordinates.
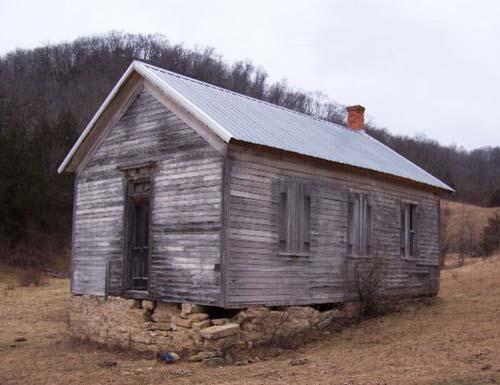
[229,138,454,194]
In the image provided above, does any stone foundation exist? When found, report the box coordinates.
[68,295,359,359]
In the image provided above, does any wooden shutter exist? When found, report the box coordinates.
[278,180,312,255]
[347,192,355,255]
[400,202,406,257]
[288,182,298,253]
[303,185,311,253]
[366,196,372,255]
[279,182,288,252]
[415,205,421,257]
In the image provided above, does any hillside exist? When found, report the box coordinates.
[444,200,500,234]
[1,258,500,385]
[442,200,500,262]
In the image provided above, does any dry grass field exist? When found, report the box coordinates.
[443,200,500,245]
[1,257,500,385]
[444,201,500,233]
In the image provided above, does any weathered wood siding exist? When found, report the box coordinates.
[225,144,440,307]
[73,89,224,304]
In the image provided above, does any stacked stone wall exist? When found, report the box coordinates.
[68,295,359,360]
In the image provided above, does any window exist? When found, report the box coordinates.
[278,181,311,255]
[401,202,418,258]
[347,192,372,256]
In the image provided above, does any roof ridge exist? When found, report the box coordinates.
[135,60,353,134]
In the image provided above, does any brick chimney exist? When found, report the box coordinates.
[346,105,365,130]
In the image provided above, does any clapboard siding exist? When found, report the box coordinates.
[225,144,440,307]
[72,89,224,304]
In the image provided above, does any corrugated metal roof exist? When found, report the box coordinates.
[138,62,452,191]
[58,61,453,192]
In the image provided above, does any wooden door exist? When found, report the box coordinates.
[127,181,150,291]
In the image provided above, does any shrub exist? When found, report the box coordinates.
[480,213,500,256]
[488,188,500,207]
[354,253,387,318]
[17,268,47,287]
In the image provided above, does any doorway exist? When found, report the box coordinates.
[127,180,151,291]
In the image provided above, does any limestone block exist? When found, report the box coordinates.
[211,318,229,326]
[152,302,179,322]
[173,316,193,328]
[200,323,239,340]
[148,322,171,332]
[187,313,209,322]
[203,335,239,350]
[241,321,259,331]
[142,300,156,311]
[155,336,173,347]
[287,306,319,320]
[245,306,270,318]
[192,319,211,331]
[181,303,206,317]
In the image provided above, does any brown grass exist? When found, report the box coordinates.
[444,201,500,234]
[16,268,47,287]
[1,258,500,385]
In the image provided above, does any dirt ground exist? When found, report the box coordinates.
[1,258,500,385]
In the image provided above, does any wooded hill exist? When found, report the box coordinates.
[1,32,499,263]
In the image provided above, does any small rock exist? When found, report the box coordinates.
[14,337,27,343]
[142,300,156,311]
[482,364,492,371]
[97,360,118,368]
[172,369,192,376]
[235,359,249,366]
[289,358,308,366]
[203,357,225,367]
[188,351,221,362]
[159,352,180,364]
[248,357,260,363]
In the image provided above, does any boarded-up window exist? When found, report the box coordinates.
[347,192,371,256]
[401,202,419,258]
[279,181,311,255]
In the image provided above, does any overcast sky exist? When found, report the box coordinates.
[1,0,499,150]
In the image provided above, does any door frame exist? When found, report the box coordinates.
[126,179,151,291]
[119,161,156,294]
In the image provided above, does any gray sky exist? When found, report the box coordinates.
[1,0,499,150]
